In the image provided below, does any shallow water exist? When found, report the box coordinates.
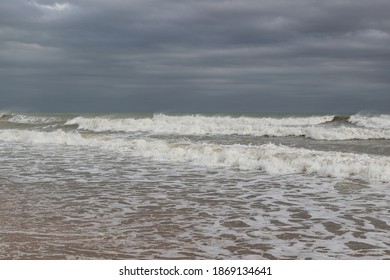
[0,113,389,259]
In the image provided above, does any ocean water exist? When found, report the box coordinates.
[0,112,389,259]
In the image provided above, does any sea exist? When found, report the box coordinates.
[0,112,389,259]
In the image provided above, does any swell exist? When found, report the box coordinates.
[1,129,389,182]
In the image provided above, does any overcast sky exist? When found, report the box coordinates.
[1,0,389,113]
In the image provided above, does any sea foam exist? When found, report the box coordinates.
[128,140,390,182]
[349,114,390,129]
[65,114,333,133]
[1,129,389,182]
[65,114,390,140]
[8,115,60,124]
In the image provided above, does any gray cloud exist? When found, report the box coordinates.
[1,0,389,112]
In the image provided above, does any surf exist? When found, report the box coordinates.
[1,129,389,182]
[64,114,390,140]
[349,113,390,129]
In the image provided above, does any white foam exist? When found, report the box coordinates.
[130,140,390,182]
[0,112,12,119]
[0,129,87,145]
[65,114,325,134]
[306,126,390,140]
[8,114,60,124]
[1,129,389,182]
[65,114,334,132]
[65,114,390,140]
[349,114,390,129]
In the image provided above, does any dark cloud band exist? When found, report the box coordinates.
[1,0,389,112]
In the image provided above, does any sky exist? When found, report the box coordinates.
[1,0,389,113]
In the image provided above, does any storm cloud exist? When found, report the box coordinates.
[1,0,390,112]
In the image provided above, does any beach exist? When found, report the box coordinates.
[0,112,389,259]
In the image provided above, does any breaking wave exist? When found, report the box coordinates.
[349,113,390,129]
[128,140,390,182]
[7,114,60,124]
[305,126,390,140]
[0,113,13,120]
[65,114,333,132]
[327,115,351,124]
[0,129,87,145]
[1,129,389,182]
[65,114,390,140]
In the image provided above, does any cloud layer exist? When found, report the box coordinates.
[1,0,389,112]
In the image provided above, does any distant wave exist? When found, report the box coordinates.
[65,114,334,132]
[305,126,390,140]
[3,113,390,141]
[7,114,60,124]
[0,129,87,145]
[64,114,390,140]
[0,113,13,120]
[4,113,390,130]
[349,113,390,129]
[326,114,351,124]
[65,114,323,134]
[0,129,389,182]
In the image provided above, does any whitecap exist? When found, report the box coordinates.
[1,129,388,182]
[349,114,390,129]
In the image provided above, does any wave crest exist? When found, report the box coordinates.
[1,129,389,182]
[8,114,60,124]
[349,113,390,129]
[65,114,390,140]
